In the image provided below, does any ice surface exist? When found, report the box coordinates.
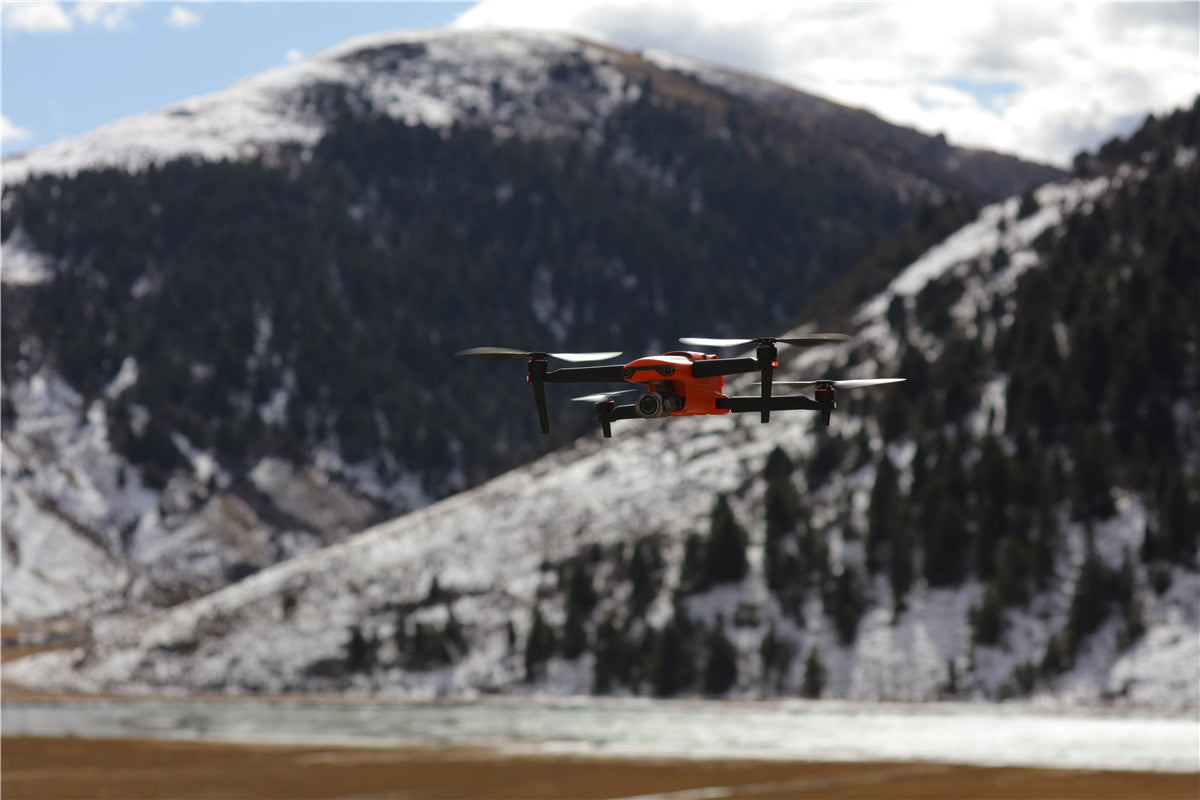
[2,698,1196,772]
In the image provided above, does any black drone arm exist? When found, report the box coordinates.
[717,393,833,425]
[689,357,761,379]
[528,360,627,434]
[691,346,779,422]
[716,395,823,413]
[542,364,628,383]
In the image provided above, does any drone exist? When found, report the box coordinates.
[457,336,904,438]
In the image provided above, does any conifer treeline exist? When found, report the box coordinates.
[1,100,957,498]
[327,101,1198,698]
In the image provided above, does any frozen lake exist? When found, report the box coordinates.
[3,697,1197,773]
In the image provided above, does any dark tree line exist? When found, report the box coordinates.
[2,70,1045,505]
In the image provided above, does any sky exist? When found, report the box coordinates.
[2,1,1197,167]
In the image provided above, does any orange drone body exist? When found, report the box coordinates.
[619,351,730,417]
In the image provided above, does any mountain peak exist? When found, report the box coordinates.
[1,29,628,186]
[2,27,1058,193]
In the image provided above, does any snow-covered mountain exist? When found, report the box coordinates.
[10,118,1197,709]
[2,30,628,184]
[2,29,1064,630]
[1,29,1044,194]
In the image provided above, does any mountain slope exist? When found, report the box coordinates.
[11,104,1196,707]
[1,29,1062,624]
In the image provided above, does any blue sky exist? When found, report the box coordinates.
[4,1,1198,166]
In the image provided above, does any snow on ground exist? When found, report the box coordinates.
[857,175,1112,328]
[0,229,55,286]
[1,441,134,621]
[1,370,156,620]
[1,57,339,185]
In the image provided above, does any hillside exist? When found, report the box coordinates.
[8,102,1196,709]
[0,29,1061,623]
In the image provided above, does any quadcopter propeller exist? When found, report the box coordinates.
[771,378,906,388]
[456,347,622,362]
[570,389,637,403]
[457,346,624,435]
[679,334,852,349]
[681,334,852,423]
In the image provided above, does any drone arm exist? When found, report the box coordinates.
[690,349,779,422]
[716,395,823,413]
[543,364,628,383]
[689,357,761,379]
[527,361,627,435]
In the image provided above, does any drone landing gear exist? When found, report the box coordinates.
[528,356,551,435]
[594,400,639,438]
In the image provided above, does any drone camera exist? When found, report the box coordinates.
[636,391,681,418]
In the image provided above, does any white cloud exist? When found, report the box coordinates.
[2,114,34,143]
[2,1,142,33]
[167,6,201,28]
[454,0,1200,166]
[3,1,73,32]
[285,48,304,63]
[71,1,138,31]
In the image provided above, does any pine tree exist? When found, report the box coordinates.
[759,622,792,692]
[567,561,599,616]
[1157,465,1199,564]
[561,605,589,660]
[651,619,696,697]
[345,625,377,674]
[628,537,664,615]
[970,584,1005,646]
[801,645,826,699]
[524,607,557,682]
[826,567,865,646]
[1031,490,1061,589]
[973,436,1014,578]
[867,455,902,573]
[921,489,968,587]
[702,621,739,697]
[890,521,914,613]
[443,609,468,661]
[678,533,707,595]
[765,447,802,552]
[705,495,749,585]
[1069,427,1117,520]
[994,534,1032,607]
[592,617,630,694]
[1065,533,1116,659]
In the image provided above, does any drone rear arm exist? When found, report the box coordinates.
[716,395,822,412]
[717,394,833,425]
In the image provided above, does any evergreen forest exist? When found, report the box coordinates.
[1,77,1046,505]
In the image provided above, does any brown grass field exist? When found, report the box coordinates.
[3,735,1197,800]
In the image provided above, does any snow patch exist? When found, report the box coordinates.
[1,229,55,285]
